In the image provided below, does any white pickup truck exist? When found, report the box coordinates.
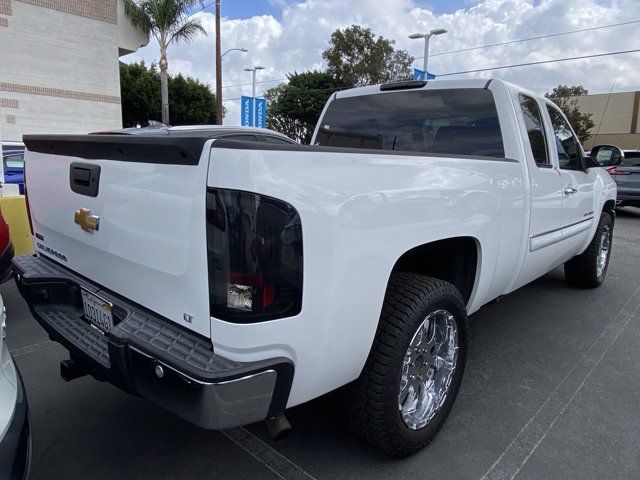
[14,78,616,457]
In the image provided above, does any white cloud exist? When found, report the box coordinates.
[121,0,640,126]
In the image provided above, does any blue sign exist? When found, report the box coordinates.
[241,96,254,127]
[255,98,267,129]
[413,68,436,80]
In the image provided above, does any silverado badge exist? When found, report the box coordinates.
[74,208,100,233]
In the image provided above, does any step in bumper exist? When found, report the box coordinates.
[12,254,294,430]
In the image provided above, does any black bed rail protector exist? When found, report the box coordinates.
[211,138,519,163]
[22,134,206,165]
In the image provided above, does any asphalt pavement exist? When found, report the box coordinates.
[5,207,640,480]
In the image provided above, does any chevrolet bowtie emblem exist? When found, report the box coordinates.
[74,208,100,233]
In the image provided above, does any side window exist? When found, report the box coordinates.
[223,134,259,142]
[546,106,584,171]
[518,94,549,166]
[263,136,294,145]
[5,154,24,168]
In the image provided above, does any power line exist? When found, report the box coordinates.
[187,1,215,18]
[437,48,640,76]
[222,21,640,91]
[415,19,640,60]
[221,48,640,100]
[223,78,286,89]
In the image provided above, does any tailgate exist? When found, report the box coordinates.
[23,134,212,337]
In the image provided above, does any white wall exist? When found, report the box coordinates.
[117,0,149,56]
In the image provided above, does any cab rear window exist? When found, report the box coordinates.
[315,88,504,158]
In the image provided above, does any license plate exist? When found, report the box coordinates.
[81,289,113,332]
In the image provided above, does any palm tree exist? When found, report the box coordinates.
[124,0,206,125]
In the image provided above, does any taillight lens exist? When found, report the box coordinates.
[206,188,303,322]
[606,166,631,175]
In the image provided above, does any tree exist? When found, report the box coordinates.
[545,85,595,143]
[168,73,217,125]
[120,61,218,127]
[124,0,206,125]
[120,61,161,127]
[322,25,414,87]
[265,71,349,144]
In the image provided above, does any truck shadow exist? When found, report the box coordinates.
[615,206,640,218]
[23,262,630,480]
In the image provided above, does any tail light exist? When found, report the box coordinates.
[606,166,630,175]
[0,210,9,252]
[206,188,303,322]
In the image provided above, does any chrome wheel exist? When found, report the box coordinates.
[597,224,611,278]
[399,309,458,430]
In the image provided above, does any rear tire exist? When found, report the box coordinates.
[564,213,613,288]
[341,273,468,457]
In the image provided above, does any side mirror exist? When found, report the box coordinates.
[590,144,624,167]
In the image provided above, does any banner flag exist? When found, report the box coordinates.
[255,98,267,129]
[241,96,254,127]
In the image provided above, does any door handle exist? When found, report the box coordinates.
[564,187,577,195]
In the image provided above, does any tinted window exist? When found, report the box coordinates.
[264,136,294,145]
[546,106,583,170]
[223,134,259,142]
[519,94,549,166]
[316,88,504,158]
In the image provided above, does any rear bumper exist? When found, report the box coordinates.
[0,359,31,480]
[12,254,293,430]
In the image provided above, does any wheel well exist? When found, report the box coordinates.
[391,237,479,304]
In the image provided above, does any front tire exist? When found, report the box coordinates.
[564,213,613,288]
[341,273,468,457]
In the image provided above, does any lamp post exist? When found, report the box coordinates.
[222,47,248,59]
[409,28,447,75]
[243,66,265,127]
[215,0,222,124]
[215,48,247,125]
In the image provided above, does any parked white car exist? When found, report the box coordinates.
[15,78,616,457]
[0,294,31,478]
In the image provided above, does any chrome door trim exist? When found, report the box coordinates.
[529,217,594,252]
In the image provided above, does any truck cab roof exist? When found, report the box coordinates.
[335,78,503,100]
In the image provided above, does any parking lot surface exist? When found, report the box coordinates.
[5,207,640,480]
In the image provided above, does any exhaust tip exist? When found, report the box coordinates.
[265,413,292,441]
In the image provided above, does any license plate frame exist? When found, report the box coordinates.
[80,288,113,333]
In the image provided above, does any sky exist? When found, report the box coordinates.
[121,0,640,126]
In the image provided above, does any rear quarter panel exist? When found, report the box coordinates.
[207,146,525,406]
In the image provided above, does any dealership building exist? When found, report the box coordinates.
[0,0,148,142]
[575,91,640,150]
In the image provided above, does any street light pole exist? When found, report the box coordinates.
[215,0,222,125]
[221,47,248,59]
[422,34,430,73]
[409,28,447,76]
[243,66,264,127]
